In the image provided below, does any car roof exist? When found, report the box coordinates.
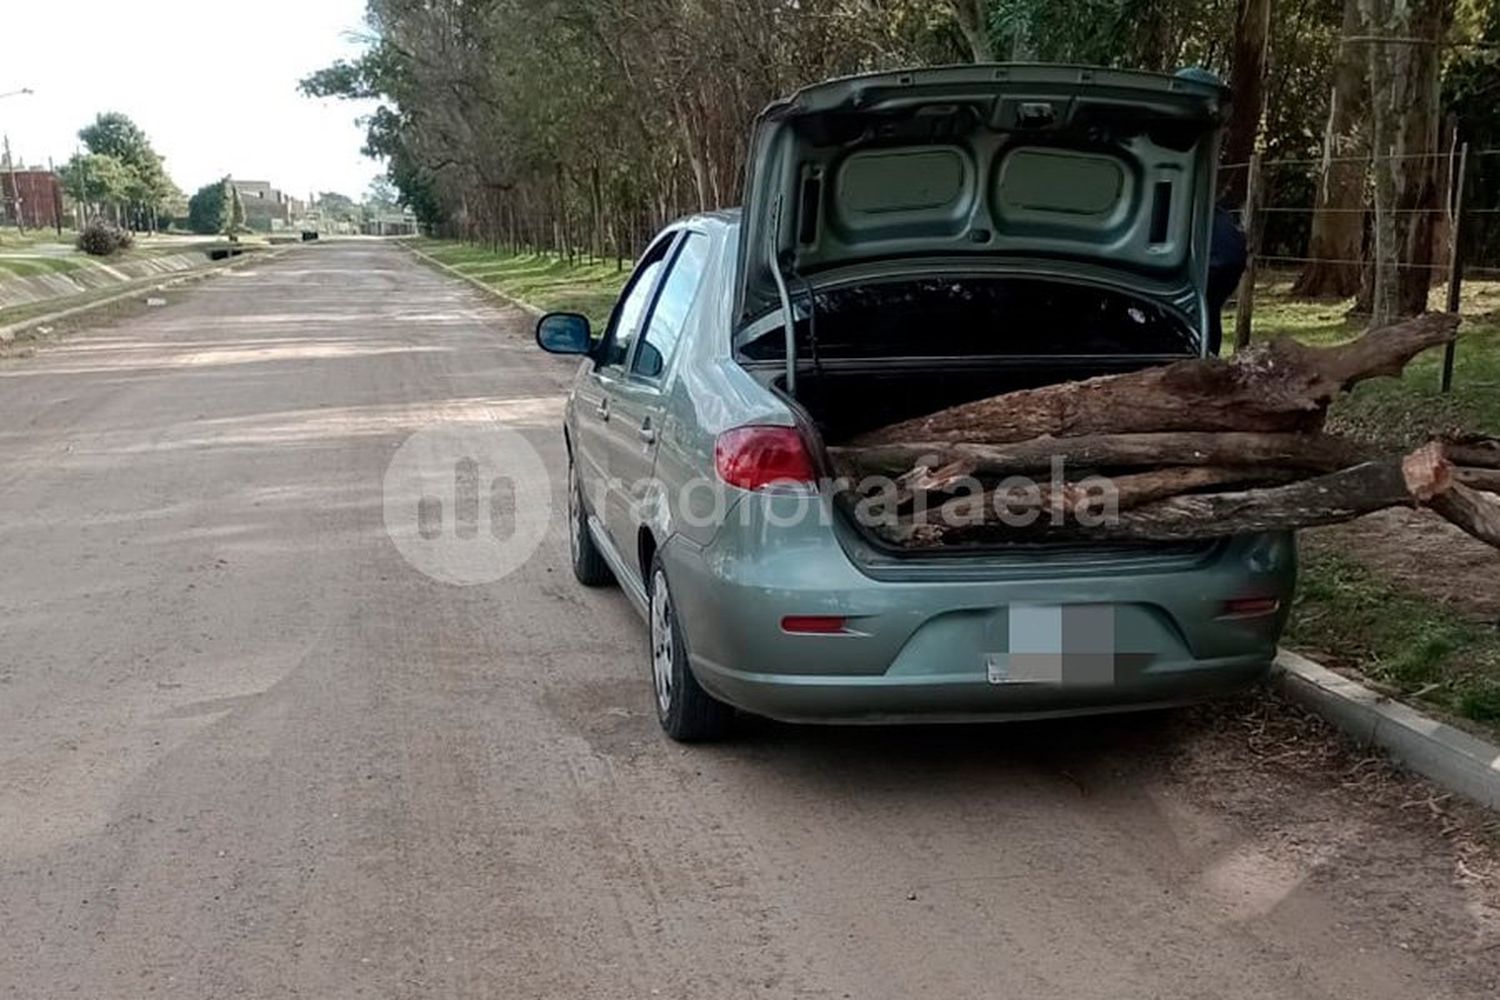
[679,208,740,231]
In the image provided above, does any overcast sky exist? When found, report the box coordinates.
[2,0,382,200]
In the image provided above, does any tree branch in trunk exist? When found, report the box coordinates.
[876,444,1452,546]
[829,432,1374,480]
[850,314,1459,446]
[1428,483,1500,549]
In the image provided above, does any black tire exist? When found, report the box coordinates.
[568,459,614,587]
[648,555,734,742]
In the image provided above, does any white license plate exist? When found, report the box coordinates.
[986,604,1116,685]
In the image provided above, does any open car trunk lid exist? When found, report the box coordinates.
[735,64,1230,363]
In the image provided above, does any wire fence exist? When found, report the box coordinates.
[1219,143,1500,391]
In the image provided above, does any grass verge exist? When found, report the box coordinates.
[1240,275,1500,734]
[1287,550,1500,728]
[409,239,627,326]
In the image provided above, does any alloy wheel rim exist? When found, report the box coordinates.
[650,569,674,715]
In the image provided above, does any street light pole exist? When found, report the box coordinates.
[0,87,35,238]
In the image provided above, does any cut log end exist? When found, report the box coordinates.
[1401,441,1452,502]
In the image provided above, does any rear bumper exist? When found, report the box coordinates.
[691,654,1270,724]
[658,497,1294,723]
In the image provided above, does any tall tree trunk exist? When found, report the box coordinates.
[1358,0,1446,325]
[1293,0,1369,298]
[949,0,994,62]
[1221,0,1273,207]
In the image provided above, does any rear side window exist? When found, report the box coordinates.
[632,233,708,379]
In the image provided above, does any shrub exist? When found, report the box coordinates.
[75,218,131,256]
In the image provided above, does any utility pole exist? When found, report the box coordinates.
[1,88,36,241]
[48,155,61,236]
[3,133,24,235]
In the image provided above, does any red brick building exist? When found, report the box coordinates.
[1,169,64,230]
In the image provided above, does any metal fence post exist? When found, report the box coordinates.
[1440,142,1468,394]
[1233,152,1263,352]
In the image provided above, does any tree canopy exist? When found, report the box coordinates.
[304,0,1498,319]
[188,177,237,235]
[63,112,179,232]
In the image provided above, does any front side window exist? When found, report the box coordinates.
[600,236,674,369]
[632,233,708,379]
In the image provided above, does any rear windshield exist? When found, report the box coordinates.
[738,277,1197,360]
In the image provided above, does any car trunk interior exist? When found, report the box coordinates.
[743,275,1211,560]
[779,359,1168,446]
[744,275,1198,447]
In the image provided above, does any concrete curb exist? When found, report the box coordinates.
[0,246,297,343]
[1273,649,1500,810]
[401,241,545,319]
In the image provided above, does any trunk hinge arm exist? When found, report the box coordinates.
[768,195,798,397]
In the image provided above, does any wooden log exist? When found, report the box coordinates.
[851,313,1459,446]
[1428,482,1500,549]
[1445,437,1500,469]
[885,466,1300,540]
[877,444,1453,546]
[828,432,1373,480]
[1456,467,1500,494]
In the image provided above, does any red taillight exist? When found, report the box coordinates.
[781,615,848,635]
[714,426,816,491]
[1219,596,1281,620]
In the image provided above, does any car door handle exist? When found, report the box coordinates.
[637,421,656,444]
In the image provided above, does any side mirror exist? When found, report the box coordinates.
[535,312,593,355]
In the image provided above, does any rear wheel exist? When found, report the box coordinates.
[568,459,614,587]
[649,555,733,742]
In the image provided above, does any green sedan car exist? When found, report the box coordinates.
[536,65,1295,741]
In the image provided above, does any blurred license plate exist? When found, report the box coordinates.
[985,604,1116,685]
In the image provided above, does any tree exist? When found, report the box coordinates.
[1358,0,1448,325]
[79,113,153,164]
[366,175,400,211]
[77,112,177,232]
[227,180,245,232]
[315,191,359,223]
[1293,0,1369,298]
[1444,0,1500,269]
[59,153,130,221]
[949,0,995,61]
[187,177,234,235]
[1220,0,1272,207]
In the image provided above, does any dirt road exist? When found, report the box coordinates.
[2,242,1496,999]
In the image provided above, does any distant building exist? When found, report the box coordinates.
[231,180,305,232]
[0,168,64,230]
[362,207,418,237]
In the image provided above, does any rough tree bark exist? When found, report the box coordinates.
[1221,0,1273,208]
[949,0,994,62]
[885,445,1454,545]
[851,314,1458,446]
[830,432,1375,479]
[1358,0,1446,324]
[1293,0,1369,298]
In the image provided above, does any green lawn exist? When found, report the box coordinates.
[409,240,628,326]
[0,231,264,281]
[1287,551,1500,728]
[0,255,89,278]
